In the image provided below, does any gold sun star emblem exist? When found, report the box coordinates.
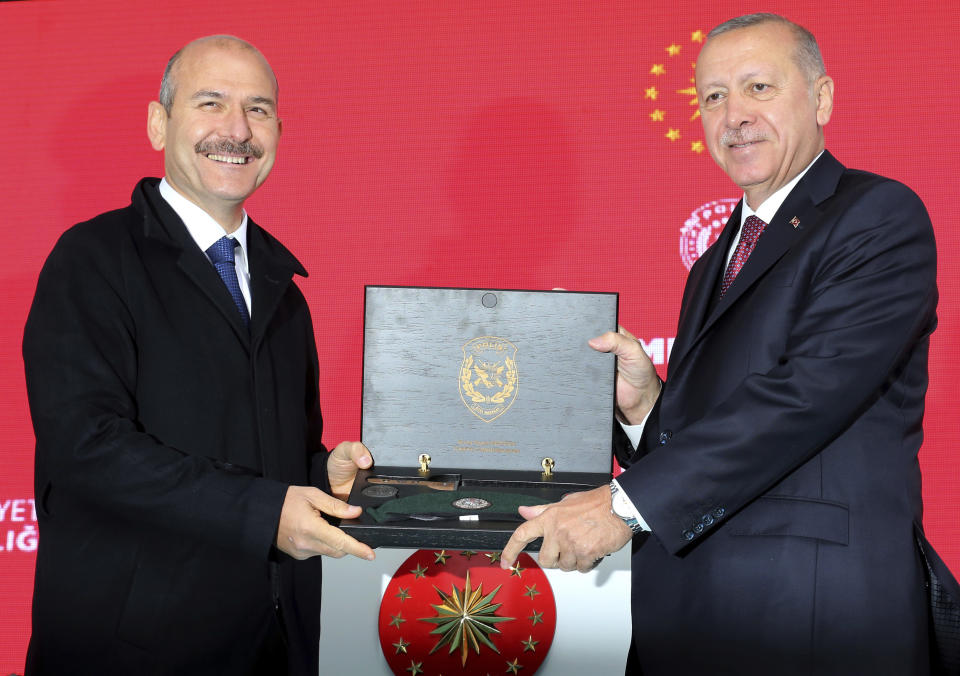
[419,571,515,667]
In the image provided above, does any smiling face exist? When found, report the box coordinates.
[695,22,833,209]
[147,39,281,230]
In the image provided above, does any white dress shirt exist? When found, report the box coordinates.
[158,178,252,315]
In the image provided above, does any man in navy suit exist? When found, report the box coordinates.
[502,13,953,674]
[24,36,375,674]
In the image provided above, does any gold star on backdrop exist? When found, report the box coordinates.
[389,612,406,628]
[460,550,477,559]
[396,587,411,602]
[523,584,540,599]
[522,635,539,652]
[484,552,501,564]
[406,660,423,675]
[393,638,410,654]
[509,563,524,578]
[528,610,544,626]
[410,564,428,579]
[645,28,707,154]
[434,550,451,565]
[506,657,524,674]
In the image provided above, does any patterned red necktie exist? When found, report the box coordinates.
[720,214,767,296]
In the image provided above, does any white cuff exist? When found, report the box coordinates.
[611,478,651,532]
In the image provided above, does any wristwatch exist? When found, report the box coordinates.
[610,481,643,534]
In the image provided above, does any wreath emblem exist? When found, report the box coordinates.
[459,336,519,422]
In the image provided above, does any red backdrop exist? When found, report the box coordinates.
[1,1,957,670]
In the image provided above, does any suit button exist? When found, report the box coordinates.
[658,430,672,445]
[702,514,714,526]
[713,508,725,519]
[693,523,704,534]
[683,530,695,541]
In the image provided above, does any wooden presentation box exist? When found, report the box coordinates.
[340,286,617,551]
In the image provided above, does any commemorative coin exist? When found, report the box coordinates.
[362,484,399,499]
[451,497,492,510]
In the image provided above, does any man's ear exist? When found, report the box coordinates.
[147,101,167,151]
[815,76,834,127]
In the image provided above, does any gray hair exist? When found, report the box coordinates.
[158,35,276,115]
[707,13,826,84]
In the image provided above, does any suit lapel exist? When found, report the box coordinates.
[136,179,253,347]
[246,219,309,346]
[669,151,846,376]
[668,202,741,374]
[700,189,816,331]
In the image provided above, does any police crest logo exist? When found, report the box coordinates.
[459,336,519,422]
[680,198,740,270]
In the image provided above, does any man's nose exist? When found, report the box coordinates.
[725,91,756,129]
[220,106,253,140]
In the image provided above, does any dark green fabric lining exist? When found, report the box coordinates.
[366,489,544,523]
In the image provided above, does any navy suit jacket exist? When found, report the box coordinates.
[617,151,944,674]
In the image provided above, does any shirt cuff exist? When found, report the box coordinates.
[611,478,651,532]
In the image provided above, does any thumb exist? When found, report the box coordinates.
[518,504,549,520]
[313,492,363,520]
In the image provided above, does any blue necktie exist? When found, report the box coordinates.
[205,236,250,327]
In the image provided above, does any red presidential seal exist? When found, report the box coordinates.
[379,550,556,675]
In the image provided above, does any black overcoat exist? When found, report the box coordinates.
[23,178,330,674]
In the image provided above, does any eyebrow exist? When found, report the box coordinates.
[189,90,277,108]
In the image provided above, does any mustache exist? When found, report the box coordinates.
[194,138,264,159]
[719,129,767,146]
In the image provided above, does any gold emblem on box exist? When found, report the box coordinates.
[459,336,518,422]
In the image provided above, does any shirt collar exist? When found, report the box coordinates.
[158,178,249,273]
[741,150,823,226]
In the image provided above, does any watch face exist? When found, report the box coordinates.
[611,487,632,519]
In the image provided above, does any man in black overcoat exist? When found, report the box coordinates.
[23,35,375,675]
